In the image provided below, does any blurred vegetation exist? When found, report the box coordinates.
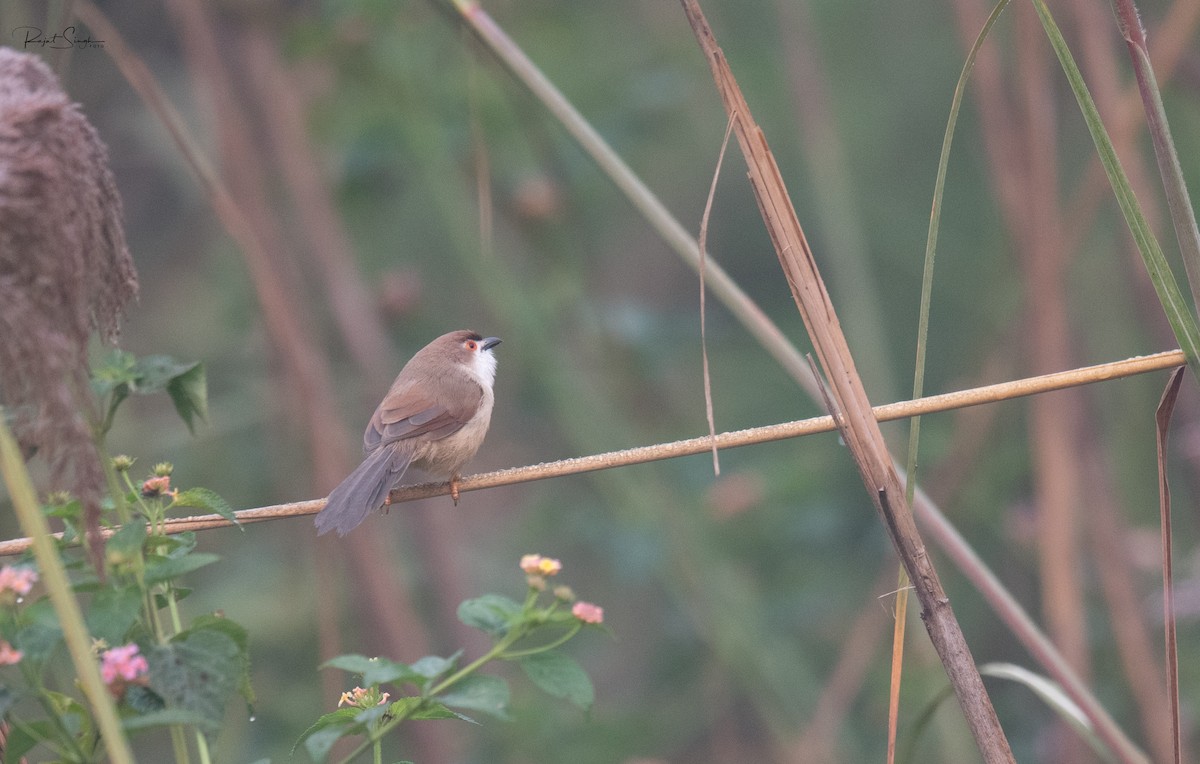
[2,0,1199,761]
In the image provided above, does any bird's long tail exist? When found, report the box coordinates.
[314,445,412,536]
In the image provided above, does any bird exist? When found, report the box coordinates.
[314,330,502,536]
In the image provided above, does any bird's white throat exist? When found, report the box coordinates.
[471,347,498,389]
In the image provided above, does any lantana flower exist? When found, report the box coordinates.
[100,643,149,685]
[572,601,604,624]
[338,686,390,709]
[519,554,562,576]
[0,565,37,598]
[0,641,23,665]
[140,475,177,499]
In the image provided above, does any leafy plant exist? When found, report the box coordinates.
[299,554,604,763]
[0,351,249,763]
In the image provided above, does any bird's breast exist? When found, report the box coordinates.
[411,391,494,477]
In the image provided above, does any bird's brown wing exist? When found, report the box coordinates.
[363,376,484,453]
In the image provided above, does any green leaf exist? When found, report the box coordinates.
[14,600,62,668]
[322,654,420,687]
[133,355,197,394]
[3,718,59,760]
[124,684,166,714]
[518,651,594,711]
[178,615,255,707]
[106,520,147,561]
[293,708,361,761]
[458,594,522,636]
[85,585,143,645]
[142,552,220,585]
[436,674,510,719]
[145,629,241,731]
[166,362,208,433]
[90,349,139,398]
[305,725,352,763]
[387,696,477,723]
[409,652,459,681]
[44,689,92,739]
[171,487,237,525]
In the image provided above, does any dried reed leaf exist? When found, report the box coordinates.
[1154,366,1184,764]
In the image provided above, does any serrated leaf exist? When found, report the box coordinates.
[106,521,146,560]
[85,585,142,645]
[166,363,208,433]
[133,355,197,394]
[293,708,360,760]
[3,718,58,760]
[518,651,594,711]
[124,684,166,714]
[436,674,510,719]
[304,727,349,763]
[414,702,476,724]
[177,615,255,707]
[321,654,378,672]
[458,594,522,636]
[14,604,62,668]
[172,487,237,525]
[322,654,418,687]
[142,552,220,585]
[146,629,240,731]
[90,349,139,397]
[409,652,459,681]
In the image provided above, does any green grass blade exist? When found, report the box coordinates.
[1032,0,1200,377]
[908,0,1010,497]
[1113,2,1200,315]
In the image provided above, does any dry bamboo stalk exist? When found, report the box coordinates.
[678,1,1014,759]
[0,349,1182,557]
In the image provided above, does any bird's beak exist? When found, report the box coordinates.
[481,337,502,351]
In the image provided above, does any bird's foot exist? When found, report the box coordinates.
[450,474,461,505]
[382,493,392,515]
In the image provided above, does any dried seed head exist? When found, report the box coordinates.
[0,49,138,546]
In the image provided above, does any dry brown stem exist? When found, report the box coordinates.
[0,348,1182,556]
[677,0,1013,758]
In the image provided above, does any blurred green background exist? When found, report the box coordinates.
[3,0,1199,761]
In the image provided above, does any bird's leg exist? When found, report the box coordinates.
[382,493,392,515]
[450,473,461,505]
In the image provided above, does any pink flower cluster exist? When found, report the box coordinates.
[519,554,562,576]
[0,641,22,665]
[0,565,37,597]
[140,475,176,499]
[100,643,149,684]
[519,554,604,624]
[571,601,604,624]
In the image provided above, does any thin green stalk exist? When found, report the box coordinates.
[898,5,1009,761]
[909,0,1009,502]
[335,633,520,764]
[0,417,135,764]
[499,623,582,659]
[1031,0,1200,378]
[1111,0,1200,317]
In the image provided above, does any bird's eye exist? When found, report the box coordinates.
[465,340,478,351]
